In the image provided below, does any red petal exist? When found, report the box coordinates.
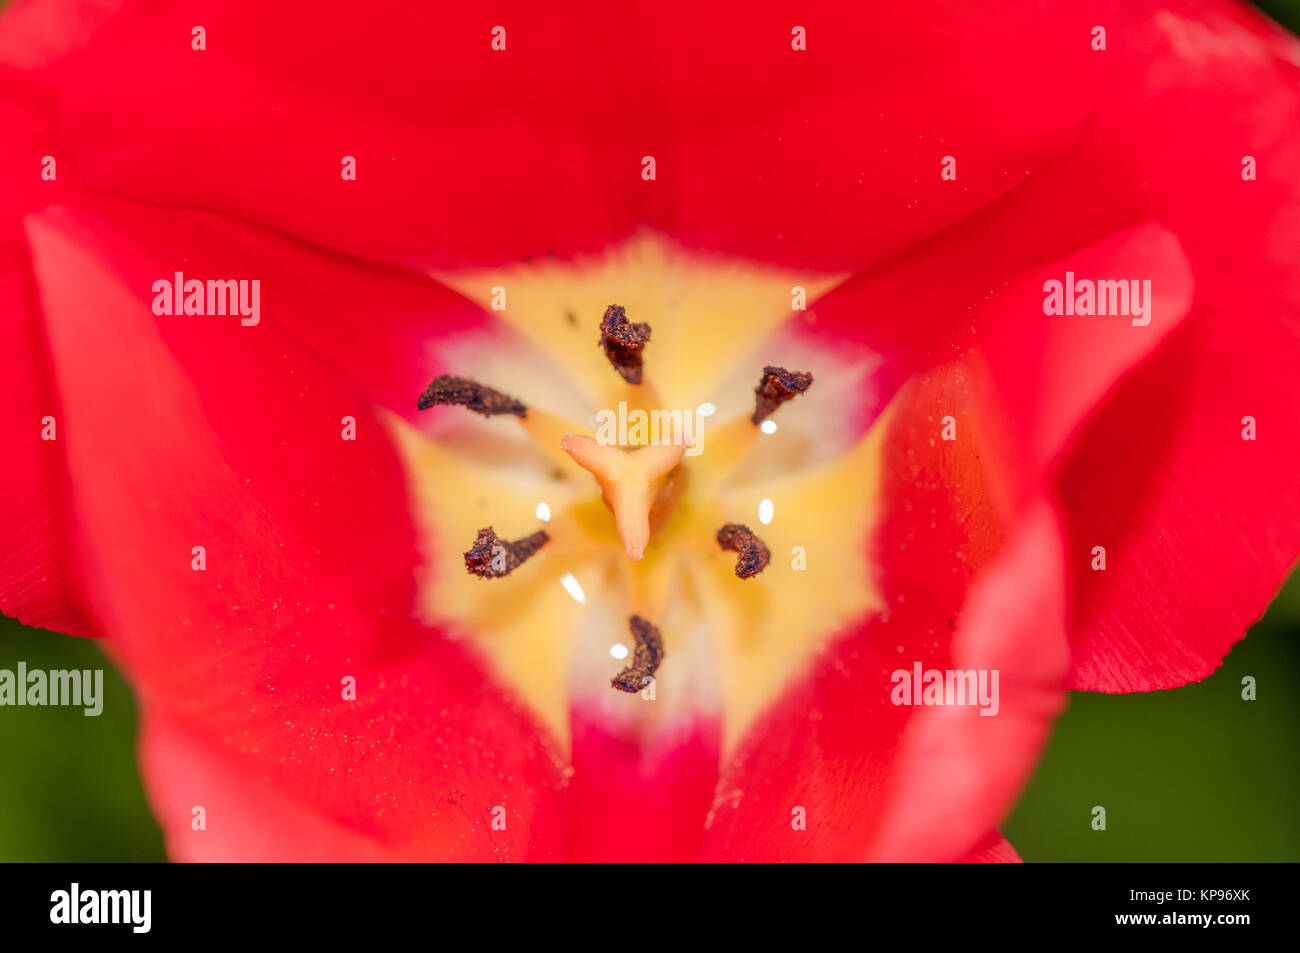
[567,705,721,862]
[788,2,1300,692]
[1052,3,1300,690]
[866,499,1067,861]
[45,1,1101,270]
[0,255,87,634]
[24,204,567,859]
[61,194,503,426]
[0,0,122,70]
[969,223,1193,497]
[0,42,87,633]
[960,831,1022,863]
[138,709,391,862]
[699,367,1068,861]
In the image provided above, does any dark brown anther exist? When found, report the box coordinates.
[418,374,527,418]
[752,365,814,424]
[716,523,771,578]
[611,615,665,693]
[598,304,652,384]
[464,526,549,578]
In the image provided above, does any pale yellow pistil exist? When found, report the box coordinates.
[560,434,688,560]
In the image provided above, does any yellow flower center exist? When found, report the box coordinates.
[384,233,887,754]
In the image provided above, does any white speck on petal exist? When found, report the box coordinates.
[560,573,585,604]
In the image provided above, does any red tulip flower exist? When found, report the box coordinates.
[1,0,1297,861]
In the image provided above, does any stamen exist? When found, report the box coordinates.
[716,523,771,578]
[598,304,652,384]
[464,526,549,578]
[752,366,813,424]
[418,374,527,418]
[611,615,665,693]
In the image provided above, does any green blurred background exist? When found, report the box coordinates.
[1,0,1298,862]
